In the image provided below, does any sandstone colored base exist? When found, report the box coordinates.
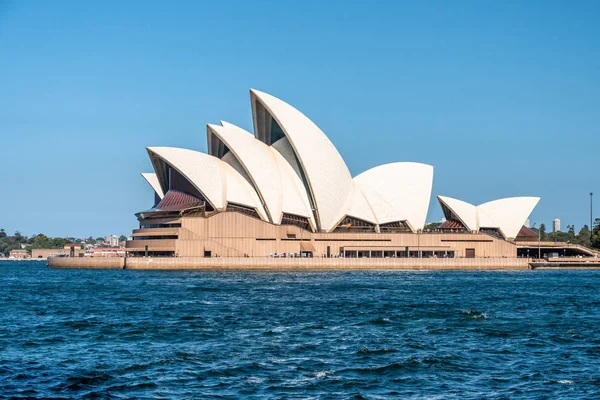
[48,258,124,269]
[48,257,531,270]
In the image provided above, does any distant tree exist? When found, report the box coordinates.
[0,229,6,239]
[592,218,600,249]
[119,235,127,242]
[592,233,600,249]
[576,225,591,246]
[96,237,104,242]
[34,234,49,242]
[51,238,67,248]
[568,225,576,235]
[24,234,67,250]
[13,231,24,242]
[539,223,547,240]
[547,231,573,243]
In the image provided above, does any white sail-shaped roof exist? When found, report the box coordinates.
[345,185,378,225]
[207,122,282,224]
[353,162,434,231]
[270,143,316,227]
[146,147,267,220]
[437,195,478,231]
[206,122,314,227]
[437,195,540,239]
[141,172,164,199]
[477,197,540,239]
[250,89,353,232]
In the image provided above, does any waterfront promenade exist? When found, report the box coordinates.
[48,256,532,270]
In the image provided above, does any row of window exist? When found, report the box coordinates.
[133,235,178,240]
[140,223,182,229]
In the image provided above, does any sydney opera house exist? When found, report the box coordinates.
[126,89,540,259]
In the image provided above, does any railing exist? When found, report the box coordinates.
[516,241,596,252]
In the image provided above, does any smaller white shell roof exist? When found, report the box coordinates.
[437,195,477,231]
[478,197,540,239]
[354,162,434,230]
[207,122,283,224]
[146,147,267,220]
[141,172,164,199]
[437,195,540,239]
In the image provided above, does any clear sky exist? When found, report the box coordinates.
[1,0,598,238]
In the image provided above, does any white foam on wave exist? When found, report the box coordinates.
[460,309,489,319]
[557,379,573,385]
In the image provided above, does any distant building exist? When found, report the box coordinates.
[553,218,561,233]
[524,219,531,228]
[91,247,125,257]
[9,249,30,259]
[105,235,119,247]
[64,243,83,257]
[32,245,85,259]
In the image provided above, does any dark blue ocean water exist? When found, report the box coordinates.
[1,261,600,399]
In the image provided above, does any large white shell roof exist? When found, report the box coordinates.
[437,195,540,239]
[354,162,434,230]
[250,89,353,232]
[146,147,267,220]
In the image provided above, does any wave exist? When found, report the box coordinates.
[355,347,398,355]
[459,309,489,319]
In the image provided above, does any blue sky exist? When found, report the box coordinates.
[0,0,598,238]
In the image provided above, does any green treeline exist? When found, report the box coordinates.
[0,229,129,256]
[532,219,600,249]
[0,230,69,256]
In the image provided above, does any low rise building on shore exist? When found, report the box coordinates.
[90,247,125,257]
[9,249,30,259]
[32,244,85,259]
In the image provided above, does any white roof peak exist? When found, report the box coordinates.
[437,195,540,239]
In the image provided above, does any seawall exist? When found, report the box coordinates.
[48,257,531,270]
[47,257,124,269]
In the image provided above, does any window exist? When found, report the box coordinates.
[133,235,178,240]
[281,213,311,230]
[140,223,182,229]
[379,221,411,233]
[270,117,286,144]
[226,203,260,219]
[333,216,376,232]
